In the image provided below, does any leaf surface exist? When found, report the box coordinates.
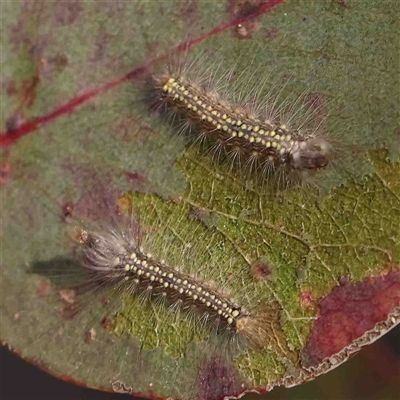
[1,1,399,400]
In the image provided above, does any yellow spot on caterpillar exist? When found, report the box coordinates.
[124,264,130,271]
[238,131,244,138]
[253,126,260,132]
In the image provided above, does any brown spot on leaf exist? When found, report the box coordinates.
[37,281,51,297]
[101,317,112,331]
[253,261,274,281]
[195,355,248,400]
[6,113,24,133]
[60,160,122,224]
[302,271,400,368]
[61,302,81,320]
[61,201,74,222]
[59,288,77,304]
[84,328,96,343]
[227,0,264,39]
[12,68,42,113]
[300,290,317,312]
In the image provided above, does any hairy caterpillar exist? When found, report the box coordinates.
[151,49,359,191]
[72,216,269,350]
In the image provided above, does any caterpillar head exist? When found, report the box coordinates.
[289,138,333,171]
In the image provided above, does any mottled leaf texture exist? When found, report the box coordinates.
[1,1,399,400]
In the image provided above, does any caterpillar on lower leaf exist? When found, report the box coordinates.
[73,218,269,350]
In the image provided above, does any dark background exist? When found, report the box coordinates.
[1,326,399,400]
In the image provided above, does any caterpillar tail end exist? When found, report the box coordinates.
[236,315,271,350]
